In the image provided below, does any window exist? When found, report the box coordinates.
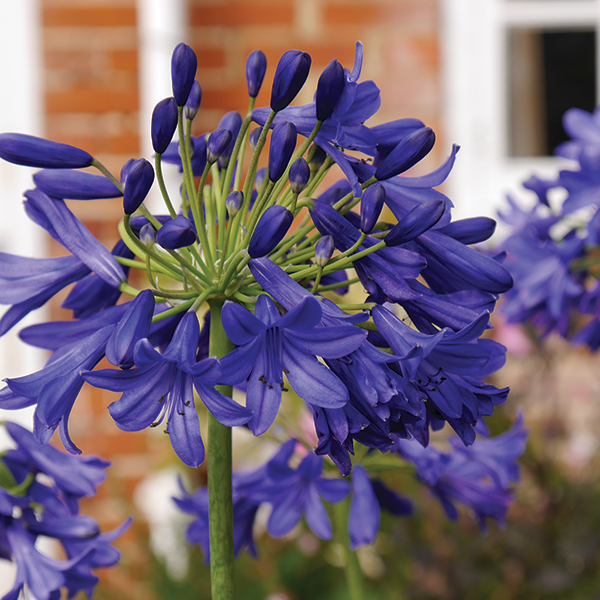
[441,0,600,220]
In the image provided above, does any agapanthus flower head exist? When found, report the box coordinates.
[0,41,518,574]
[246,49,267,99]
[171,43,198,106]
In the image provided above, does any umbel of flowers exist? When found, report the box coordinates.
[498,106,600,348]
[0,42,523,599]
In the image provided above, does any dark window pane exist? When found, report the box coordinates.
[508,28,596,156]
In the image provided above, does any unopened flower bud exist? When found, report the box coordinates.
[120,158,136,183]
[255,166,267,190]
[217,112,243,169]
[156,215,197,249]
[268,122,297,182]
[184,81,203,120]
[152,97,178,154]
[248,205,294,258]
[270,50,311,112]
[139,223,156,248]
[249,127,262,150]
[315,235,335,267]
[207,129,233,164]
[289,158,310,194]
[437,216,496,245]
[171,43,198,106]
[226,191,243,217]
[375,127,435,181]
[246,49,267,98]
[315,59,345,122]
[33,169,122,200]
[0,133,93,169]
[360,184,385,234]
[308,144,327,172]
[123,159,154,214]
[385,199,445,246]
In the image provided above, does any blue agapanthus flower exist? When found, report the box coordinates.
[0,40,520,577]
[0,422,128,600]
[498,104,600,347]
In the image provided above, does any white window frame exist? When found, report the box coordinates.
[441,0,600,223]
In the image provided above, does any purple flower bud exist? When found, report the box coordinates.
[123,159,155,214]
[268,121,297,182]
[248,205,294,258]
[226,191,244,217]
[120,158,136,183]
[375,127,435,181]
[437,217,496,245]
[217,111,243,168]
[156,215,197,249]
[360,184,385,233]
[152,97,178,154]
[184,81,203,120]
[246,49,267,98]
[171,43,198,106]
[308,144,327,171]
[0,133,94,169]
[255,166,267,190]
[315,59,345,122]
[384,199,445,245]
[207,128,233,164]
[140,223,156,247]
[315,235,335,267]
[270,50,312,112]
[33,169,122,200]
[249,127,262,150]
[289,158,310,194]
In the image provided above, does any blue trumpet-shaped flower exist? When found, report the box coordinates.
[220,295,366,435]
[82,311,252,467]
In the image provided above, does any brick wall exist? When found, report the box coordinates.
[37,1,443,597]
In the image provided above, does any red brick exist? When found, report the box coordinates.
[43,6,137,27]
[191,3,293,26]
[111,50,138,71]
[191,47,228,69]
[322,2,384,25]
[46,87,138,113]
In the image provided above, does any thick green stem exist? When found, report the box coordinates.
[207,300,235,600]
[334,499,365,600]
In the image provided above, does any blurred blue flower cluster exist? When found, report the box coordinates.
[0,422,128,600]
[499,106,600,348]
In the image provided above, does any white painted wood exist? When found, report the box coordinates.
[137,0,187,212]
[441,0,600,226]
[0,2,46,592]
